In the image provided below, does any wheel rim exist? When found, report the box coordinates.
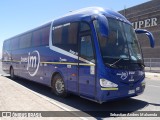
[55,78,65,94]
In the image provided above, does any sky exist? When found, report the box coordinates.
[0,0,150,58]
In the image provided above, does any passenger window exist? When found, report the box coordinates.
[33,30,41,47]
[80,35,94,62]
[68,23,78,44]
[62,26,69,44]
[41,26,50,46]
[3,41,7,50]
[11,38,19,50]
[19,33,32,49]
[53,26,62,44]
[52,23,78,54]
[4,40,11,50]
[32,26,50,47]
[3,41,6,50]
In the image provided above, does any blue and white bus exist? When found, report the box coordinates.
[2,7,155,103]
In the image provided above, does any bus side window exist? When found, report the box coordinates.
[68,23,78,53]
[3,41,6,50]
[52,23,78,54]
[41,26,50,46]
[52,26,63,45]
[11,38,19,50]
[5,40,11,51]
[19,33,32,49]
[32,26,50,47]
[33,29,42,47]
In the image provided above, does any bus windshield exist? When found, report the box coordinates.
[96,17,143,68]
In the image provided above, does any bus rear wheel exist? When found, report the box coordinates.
[10,67,15,79]
[52,74,67,97]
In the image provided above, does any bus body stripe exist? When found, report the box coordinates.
[41,62,95,66]
[101,88,119,90]
[49,46,78,59]
[3,60,95,66]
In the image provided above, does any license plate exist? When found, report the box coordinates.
[128,90,135,94]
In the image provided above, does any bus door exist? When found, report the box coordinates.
[78,22,96,98]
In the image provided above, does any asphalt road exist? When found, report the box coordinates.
[0,62,160,120]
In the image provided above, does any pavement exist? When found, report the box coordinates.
[145,72,160,80]
[0,76,82,120]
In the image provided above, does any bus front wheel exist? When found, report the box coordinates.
[52,74,67,97]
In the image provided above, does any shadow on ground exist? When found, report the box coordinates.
[4,75,155,119]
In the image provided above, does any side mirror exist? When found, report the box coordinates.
[92,14,108,37]
[135,29,155,48]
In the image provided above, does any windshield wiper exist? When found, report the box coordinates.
[131,61,145,68]
[110,58,123,67]
[109,58,129,68]
[105,62,118,68]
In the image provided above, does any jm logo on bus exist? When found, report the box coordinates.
[117,72,128,80]
[21,50,40,76]
[117,71,135,81]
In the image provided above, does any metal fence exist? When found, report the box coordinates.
[144,58,160,73]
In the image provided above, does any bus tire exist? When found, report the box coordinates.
[10,67,15,79]
[51,74,67,97]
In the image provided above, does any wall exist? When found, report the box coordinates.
[119,0,160,58]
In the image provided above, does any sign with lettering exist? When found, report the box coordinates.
[132,18,158,29]
[21,50,40,77]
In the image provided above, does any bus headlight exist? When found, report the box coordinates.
[100,79,118,88]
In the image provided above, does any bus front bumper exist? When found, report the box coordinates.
[99,82,145,103]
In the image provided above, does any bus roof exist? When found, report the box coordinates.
[53,7,130,25]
